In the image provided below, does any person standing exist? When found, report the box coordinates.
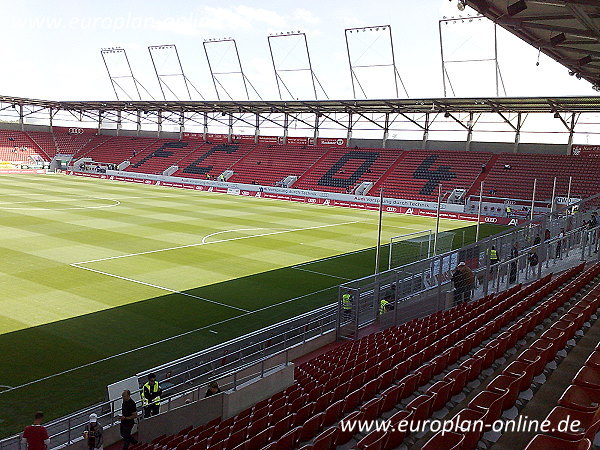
[120,390,138,450]
[22,412,49,450]
[83,414,103,450]
[379,298,390,316]
[342,292,353,320]
[142,373,162,418]
[509,243,519,284]
[205,382,222,398]
[489,246,500,265]
[452,262,474,305]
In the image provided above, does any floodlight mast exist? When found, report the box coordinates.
[267,32,329,100]
[344,25,409,99]
[148,44,205,101]
[202,38,262,101]
[100,48,155,101]
[438,16,507,97]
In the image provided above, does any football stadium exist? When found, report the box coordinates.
[1,1,599,449]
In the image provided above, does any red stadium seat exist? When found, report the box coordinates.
[524,435,592,450]
[559,385,600,413]
[421,430,464,450]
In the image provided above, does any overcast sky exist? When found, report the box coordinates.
[0,0,596,102]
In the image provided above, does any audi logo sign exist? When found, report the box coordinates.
[68,128,84,135]
[484,217,498,223]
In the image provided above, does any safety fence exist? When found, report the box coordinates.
[0,306,336,449]
[337,193,599,340]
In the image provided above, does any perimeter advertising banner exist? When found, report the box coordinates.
[68,170,522,226]
[572,144,600,157]
[52,126,98,135]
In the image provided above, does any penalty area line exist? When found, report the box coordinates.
[292,267,351,281]
[0,285,336,394]
[70,263,249,313]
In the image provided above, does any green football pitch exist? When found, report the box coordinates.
[0,174,503,436]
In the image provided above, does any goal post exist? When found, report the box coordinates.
[388,230,455,270]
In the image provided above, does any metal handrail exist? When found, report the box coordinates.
[0,350,293,450]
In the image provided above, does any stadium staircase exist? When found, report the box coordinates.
[467,153,502,197]
[26,131,59,158]
[121,262,599,450]
[71,135,114,160]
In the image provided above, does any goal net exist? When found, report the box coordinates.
[388,230,455,270]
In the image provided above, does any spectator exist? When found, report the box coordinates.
[481,164,486,173]
[142,373,162,418]
[22,411,49,450]
[504,164,511,170]
[120,390,138,450]
[341,292,353,320]
[379,298,390,316]
[509,243,519,284]
[556,228,565,258]
[544,229,551,241]
[83,414,103,450]
[205,381,222,398]
[452,262,474,305]
[489,245,500,265]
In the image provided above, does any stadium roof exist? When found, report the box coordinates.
[465,0,600,89]
[2,95,600,114]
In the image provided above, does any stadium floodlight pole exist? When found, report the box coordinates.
[433,183,443,256]
[344,25,408,99]
[550,176,557,215]
[203,38,262,101]
[531,178,537,222]
[148,45,205,101]
[476,181,484,242]
[374,189,384,274]
[267,32,329,101]
[100,48,155,101]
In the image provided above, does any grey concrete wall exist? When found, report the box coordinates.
[137,392,224,443]
[222,364,295,419]
[350,138,569,155]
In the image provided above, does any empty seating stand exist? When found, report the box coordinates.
[294,148,401,194]
[483,153,600,202]
[227,144,326,186]
[77,136,160,165]
[373,150,493,202]
[171,142,256,180]
[0,130,49,162]
[125,140,205,175]
[127,263,600,450]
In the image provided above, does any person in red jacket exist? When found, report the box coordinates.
[22,412,49,450]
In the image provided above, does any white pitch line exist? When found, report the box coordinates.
[73,220,359,265]
[201,228,262,244]
[292,267,351,281]
[70,263,249,313]
[292,246,374,268]
[0,198,121,211]
[0,285,337,393]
